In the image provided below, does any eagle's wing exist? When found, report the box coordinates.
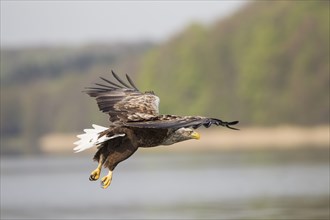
[125,115,239,130]
[85,71,160,123]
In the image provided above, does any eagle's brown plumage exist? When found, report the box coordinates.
[85,72,159,123]
[74,71,239,189]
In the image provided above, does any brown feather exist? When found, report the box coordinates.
[85,72,160,123]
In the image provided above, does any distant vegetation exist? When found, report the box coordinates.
[1,1,329,155]
[138,1,329,126]
[1,43,153,154]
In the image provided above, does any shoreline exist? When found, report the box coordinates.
[39,125,329,154]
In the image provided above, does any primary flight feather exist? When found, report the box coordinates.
[74,71,239,189]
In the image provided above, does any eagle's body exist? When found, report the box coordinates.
[74,71,238,188]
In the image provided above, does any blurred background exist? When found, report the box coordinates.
[1,1,329,219]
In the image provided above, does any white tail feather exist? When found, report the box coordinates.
[73,124,125,153]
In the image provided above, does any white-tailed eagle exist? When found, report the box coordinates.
[74,71,238,189]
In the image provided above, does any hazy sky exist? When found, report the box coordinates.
[1,1,247,48]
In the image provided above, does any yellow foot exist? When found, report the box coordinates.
[89,168,101,181]
[101,171,113,189]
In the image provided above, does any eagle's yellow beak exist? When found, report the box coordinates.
[191,131,200,140]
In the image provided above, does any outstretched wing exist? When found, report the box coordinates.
[125,115,239,130]
[85,71,160,123]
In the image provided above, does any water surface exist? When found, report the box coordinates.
[1,149,329,219]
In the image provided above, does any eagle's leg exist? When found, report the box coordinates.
[89,154,104,181]
[101,170,113,189]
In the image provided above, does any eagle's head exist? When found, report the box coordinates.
[162,128,200,145]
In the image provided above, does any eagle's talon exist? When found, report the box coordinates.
[89,176,97,181]
[89,168,101,181]
[100,171,113,189]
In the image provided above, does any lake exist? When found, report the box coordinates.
[1,149,329,219]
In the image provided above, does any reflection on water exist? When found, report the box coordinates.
[1,149,329,219]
